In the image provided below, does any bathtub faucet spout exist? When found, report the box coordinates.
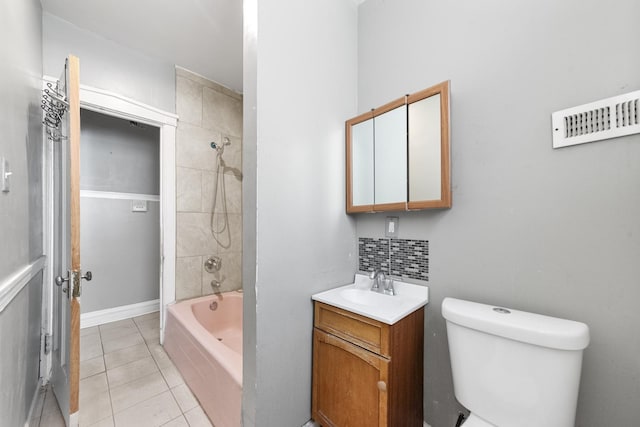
[210,279,222,295]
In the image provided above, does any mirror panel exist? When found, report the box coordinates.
[374,104,407,206]
[351,118,374,207]
[409,93,441,202]
[346,80,450,213]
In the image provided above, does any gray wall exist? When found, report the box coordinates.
[357,1,640,426]
[80,110,160,195]
[80,198,160,312]
[43,12,176,113]
[243,0,359,425]
[0,0,44,424]
[80,110,160,313]
[0,275,44,426]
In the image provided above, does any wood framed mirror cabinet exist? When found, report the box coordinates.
[346,81,451,213]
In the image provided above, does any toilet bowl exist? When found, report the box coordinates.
[443,297,589,427]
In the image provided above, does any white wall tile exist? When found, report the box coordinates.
[176,256,203,300]
[176,123,220,170]
[215,213,242,254]
[202,170,243,215]
[200,171,216,213]
[219,251,242,291]
[202,87,242,137]
[176,76,202,126]
[175,68,243,298]
[176,213,217,257]
[176,167,202,212]
[217,171,243,215]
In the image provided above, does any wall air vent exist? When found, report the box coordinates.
[552,90,640,148]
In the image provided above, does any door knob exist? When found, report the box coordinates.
[55,272,70,294]
[55,272,69,287]
[82,271,92,281]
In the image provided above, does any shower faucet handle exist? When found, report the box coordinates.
[204,256,222,272]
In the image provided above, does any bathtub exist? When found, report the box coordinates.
[164,291,242,427]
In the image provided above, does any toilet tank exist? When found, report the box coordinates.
[442,298,589,427]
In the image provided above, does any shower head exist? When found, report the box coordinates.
[210,137,231,151]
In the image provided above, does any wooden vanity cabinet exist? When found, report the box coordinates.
[312,302,424,427]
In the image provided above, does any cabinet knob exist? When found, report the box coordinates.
[377,381,387,392]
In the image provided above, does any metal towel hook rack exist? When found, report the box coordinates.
[41,81,69,141]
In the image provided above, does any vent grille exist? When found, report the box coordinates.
[552,90,640,148]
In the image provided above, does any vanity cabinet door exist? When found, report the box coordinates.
[312,302,424,427]
[312,329,389,427]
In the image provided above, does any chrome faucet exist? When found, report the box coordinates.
[369,269,396,296]
[384,278,396,296]
[210,279,222,295]
[369,269,386,292]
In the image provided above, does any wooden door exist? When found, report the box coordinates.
[312,329,389,427]
[51,55,84,426]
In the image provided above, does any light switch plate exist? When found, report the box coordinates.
[385,216,399,237]
[1,157,10,193]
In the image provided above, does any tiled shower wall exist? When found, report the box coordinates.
[359,237,429,281]
[175,68,243,300]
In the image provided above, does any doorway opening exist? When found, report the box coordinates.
[43,79,178,388]
[79,109,161,323]
[73,87,177,340]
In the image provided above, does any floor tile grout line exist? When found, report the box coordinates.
[109,372,171,417]
[80,313,201,427]
[108,314,183,423]
[97,331,115,424]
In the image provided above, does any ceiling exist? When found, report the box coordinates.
[41,0,243,93]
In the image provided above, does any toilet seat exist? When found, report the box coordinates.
[461,413,496,427]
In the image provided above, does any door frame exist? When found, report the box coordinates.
[42,77,178,380]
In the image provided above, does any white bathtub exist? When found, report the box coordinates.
[164,291,242,427]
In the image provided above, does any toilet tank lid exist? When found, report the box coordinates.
[442,298,590,350]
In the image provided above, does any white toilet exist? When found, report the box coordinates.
[442,298,590,427]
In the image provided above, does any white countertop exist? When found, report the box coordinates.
[312,274,429,325]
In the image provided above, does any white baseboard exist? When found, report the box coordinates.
[69,411,79,427]
[81,299,159,328]
[24,379,45,427]
[424,422,431,427]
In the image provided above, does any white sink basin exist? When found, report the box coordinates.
[339,288,387,306]
[312,274,429,325]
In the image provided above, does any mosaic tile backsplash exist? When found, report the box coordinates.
[359,238,390,275]
[359,237,429,281]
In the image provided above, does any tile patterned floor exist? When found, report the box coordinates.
[31,312,214,427]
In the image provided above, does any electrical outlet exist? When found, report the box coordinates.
[131,199,148,212]
[385,216,399,237]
